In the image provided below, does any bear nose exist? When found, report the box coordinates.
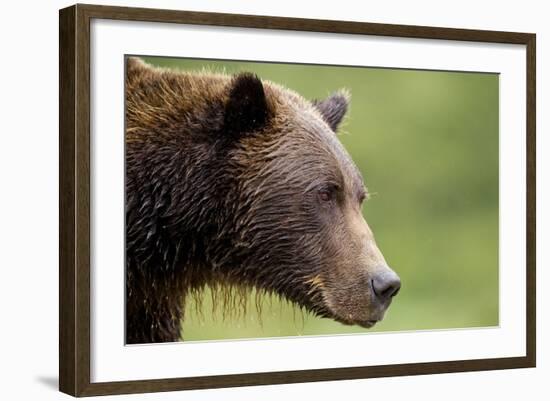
[371,270,401,301]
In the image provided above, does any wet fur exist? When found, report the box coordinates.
[125,58,358,344]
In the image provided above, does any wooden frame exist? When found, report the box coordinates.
[59,3,536,397]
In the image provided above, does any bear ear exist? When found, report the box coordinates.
[224,72,269,137]
[312,91,350,132]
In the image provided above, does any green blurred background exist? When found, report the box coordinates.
[141,56,500,341]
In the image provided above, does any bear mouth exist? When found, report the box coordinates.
[319,309,381,329]
[332,316,380,329]
[299,295,384,330]
[355,319,379,328]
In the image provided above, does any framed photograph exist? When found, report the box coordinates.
[59,4,536,397]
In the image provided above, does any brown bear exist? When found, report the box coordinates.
[125,57,400,344]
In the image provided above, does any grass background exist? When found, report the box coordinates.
[140,56,500,341]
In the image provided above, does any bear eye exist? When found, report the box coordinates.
[319,190,331,202]
[318,185,337,203]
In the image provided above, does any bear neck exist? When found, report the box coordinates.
[126,134,247,280]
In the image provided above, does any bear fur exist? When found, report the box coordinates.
[125,57,398,344]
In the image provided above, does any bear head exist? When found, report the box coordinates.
[126,58,400,329]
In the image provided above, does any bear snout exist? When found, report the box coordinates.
[371,268,401,303]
